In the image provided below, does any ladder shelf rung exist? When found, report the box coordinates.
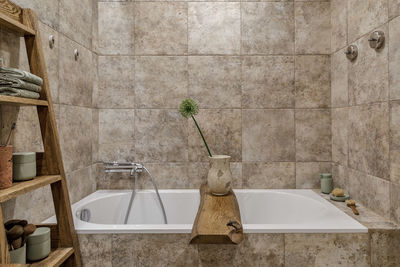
[0,95,48,106]
[0,175,62,203]
[30,247,74,267]
[0,12,35,36]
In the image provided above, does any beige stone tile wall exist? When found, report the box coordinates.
[0,0,98,223]
[331,0,400,224]
[96,0,332,192]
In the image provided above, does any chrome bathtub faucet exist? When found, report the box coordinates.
[103,161,168,225]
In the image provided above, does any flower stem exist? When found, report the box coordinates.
[191,115,212,157]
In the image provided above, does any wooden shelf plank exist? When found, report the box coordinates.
[190,184,244,244]
[0,95,48,106]
[0,175,61,203]
[0,11,35,36]
[30,247,74,267]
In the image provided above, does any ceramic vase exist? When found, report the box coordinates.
[207,155,232,196]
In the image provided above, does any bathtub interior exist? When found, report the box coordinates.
[45,189,367,234]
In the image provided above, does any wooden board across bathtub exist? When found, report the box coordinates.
[190,184,244,244]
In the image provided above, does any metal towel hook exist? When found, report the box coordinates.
[74,49,79,61]
[48,35,55,49]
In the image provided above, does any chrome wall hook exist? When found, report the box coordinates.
[48,35,55,49]
[368,31,385,50]
[74,49,79,61]
[344,45,358,61]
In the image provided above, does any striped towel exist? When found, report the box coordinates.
[0,76,41,92]
[0,87,40,99]
[0,66,43,86]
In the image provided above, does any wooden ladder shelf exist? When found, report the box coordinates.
[0,0,82,266]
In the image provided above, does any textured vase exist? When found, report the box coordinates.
[207,155,232,196]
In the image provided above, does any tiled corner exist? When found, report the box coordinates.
[284,234,370,267]
[332,108,348,166]
[98,2,134,55]
[243,109,295,162]
[348,168,390,218]
[348,103,390,179]
[348,25,389,106]
[390,101,400,184]
[134,2,187,55]
[241,2,294,55]
[79,234,112,267]
[295,56,331,108]
[389,16,400,100]
[59,35,93,107]
[59,105,92,173]
[295,2,331,54]
[59,0,93,49]
[111,234,198,267]
[189,56,241,109]
[331,0,347,53]
[331,163,348,189]
[136,56,187,108]
[39,22,59,104]
[66,166,95,204]
[135,109,188,162]
[296,162,331,189]
[188,2,240,55]
[97,56,135,109]
[295,109,331,162]
[348,0,388,43]
[242,56,294,109]
[188,109,241,162]
[242,162,295,189]
[371,230,400,266]
[390,183,400,223]
[331,48,348,108]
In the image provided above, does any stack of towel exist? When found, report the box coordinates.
[0,66,43,99]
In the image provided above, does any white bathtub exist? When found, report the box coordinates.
[45,189,367,234]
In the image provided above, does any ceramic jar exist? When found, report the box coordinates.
[13,152,36,181]
[320,173,333,194]
[27,227,50,261]
[207,155,232,196]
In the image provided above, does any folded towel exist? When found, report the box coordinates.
[0,76,41,93]
[0,66,43,86]
[0,87,40,99]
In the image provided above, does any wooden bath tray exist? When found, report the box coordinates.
[190,184,244,244]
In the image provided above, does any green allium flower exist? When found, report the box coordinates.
[179,98,199,118]
[179,99,212,157]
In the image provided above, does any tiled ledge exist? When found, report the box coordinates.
[315,189,400,231]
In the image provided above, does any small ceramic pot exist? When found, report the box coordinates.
[207,155,232,196]
[13,152,36,181]
[10,243,26,264]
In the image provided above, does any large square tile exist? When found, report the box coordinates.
[189,56,241,108]
[296,110,331,162]
[98,56,135,108]
[241,2,294,55]
[243,109,295,162]
[295,56,330,108]
[242,162,295,189]
[188,2,240,54]
[295,2,330,54]
[348,103,390,179]
[135,109,187,162]
[136,56,187,108]
[134,2,187,55]
[188,109,241,162]
[242,56,294,108]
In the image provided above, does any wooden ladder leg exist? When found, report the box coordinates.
[21,9,82,267]
[0,205,10,265]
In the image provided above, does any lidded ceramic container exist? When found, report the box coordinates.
[26,227,50,261]
[207,155,232,196]
[12,152,36,181]
[320,173,333,194]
